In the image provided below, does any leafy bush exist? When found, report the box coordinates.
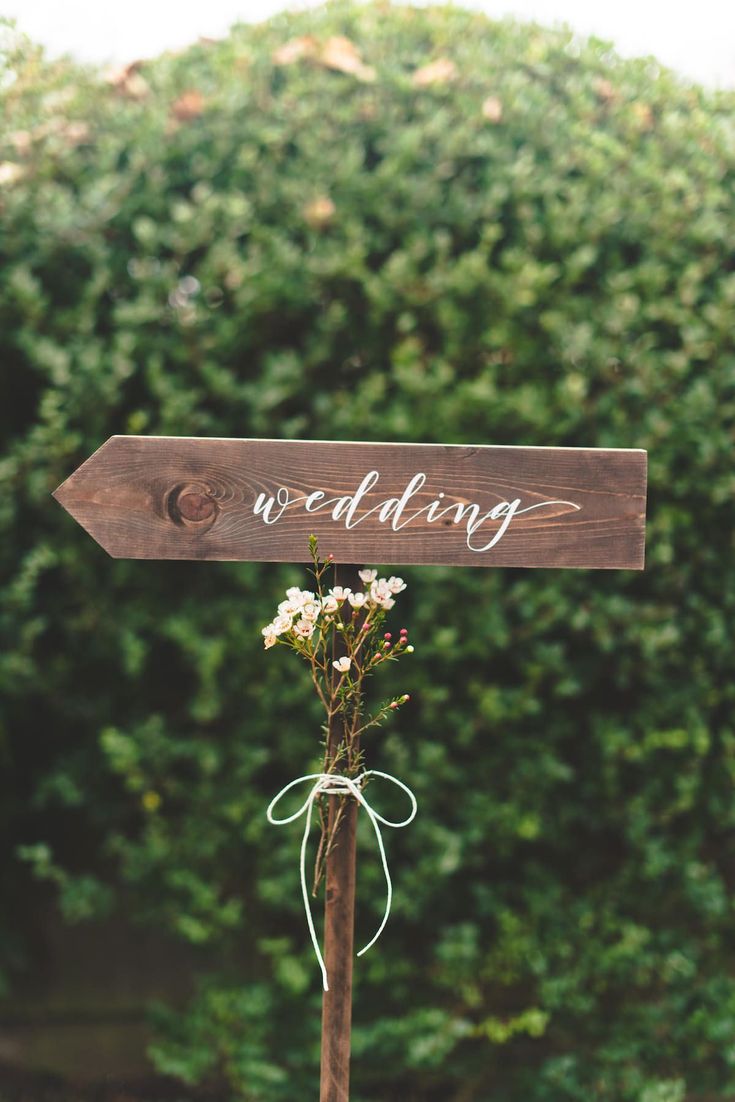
[2,3,735,1099]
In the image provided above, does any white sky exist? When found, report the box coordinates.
[2,0,734,88]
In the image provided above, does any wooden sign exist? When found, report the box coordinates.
[53,436,647,570]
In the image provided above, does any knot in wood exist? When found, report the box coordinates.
[178,492,215,521]
[167,482,218,529]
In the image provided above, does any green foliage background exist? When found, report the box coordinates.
[2,2,735,1099]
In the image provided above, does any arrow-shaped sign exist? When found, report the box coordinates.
[53,436,647,569]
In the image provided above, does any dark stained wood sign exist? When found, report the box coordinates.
[53,436,647,569]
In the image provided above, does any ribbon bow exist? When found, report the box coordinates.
[266,770,418,991]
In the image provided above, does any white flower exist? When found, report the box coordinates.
[348,591,367,609]
[293,618,315,639]
[321,595,339,614]
[329,586,352,602]
[284,587,316,608]
[263,634,277,649]
[272,614,293,635]
[387,576,406,594]
[358,568,377,584]
[262,622,277,637]
[369,579,394,607]
[278,598,301,618]
[332,656,351,673]
[300,599,321,622]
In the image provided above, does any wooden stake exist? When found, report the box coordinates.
[319,769,358,1101]
[320,565,361,1102]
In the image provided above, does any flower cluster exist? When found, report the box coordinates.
[261,572,406,650]
[260,538,414,894]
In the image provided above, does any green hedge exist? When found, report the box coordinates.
[2,3,735,1099]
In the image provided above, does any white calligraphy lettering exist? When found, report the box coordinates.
[252,470,580,552]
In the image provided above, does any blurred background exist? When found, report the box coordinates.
[1,1,734,1099]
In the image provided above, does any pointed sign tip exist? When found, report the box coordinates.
[52,478,72,510]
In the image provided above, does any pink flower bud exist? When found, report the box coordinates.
[383,641,391,649]
[402,694,410,702]
[400,627,408,635]
[389,701,398,709]
[384,632,392,639]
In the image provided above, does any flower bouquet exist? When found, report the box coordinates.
[263,536,417,988]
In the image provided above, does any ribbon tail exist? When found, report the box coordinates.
[356,803,393,958]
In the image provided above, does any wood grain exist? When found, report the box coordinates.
[53,436,647,569]
[320,792,357,1102]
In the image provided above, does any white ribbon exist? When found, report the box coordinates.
[266,770,418,991]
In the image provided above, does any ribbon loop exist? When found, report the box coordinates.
[266,770,417,991]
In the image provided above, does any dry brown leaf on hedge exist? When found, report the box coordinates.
[412,57,457,87]
[632,102,654,130]
[171,90,206,121]
[272,36,317,66]
[481,96,503,122]
[104,61,150,99]
[593,77,616,103]
[9,130,32,155]
[303,196,336,229]
[61,121,91,145]
[319,36,375,82]
[121,71,149,99]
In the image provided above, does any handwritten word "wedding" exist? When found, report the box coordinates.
[253,471,581,553]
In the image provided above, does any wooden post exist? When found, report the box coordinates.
[320,565,361,1102]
